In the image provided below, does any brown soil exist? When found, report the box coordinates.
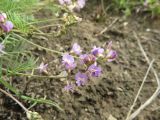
[1,1,160,120]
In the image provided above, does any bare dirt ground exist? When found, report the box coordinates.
[0,1,160,120]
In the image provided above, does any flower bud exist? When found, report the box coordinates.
[80,54,96,66]
[0,21,14,32]
[106,50,117,62]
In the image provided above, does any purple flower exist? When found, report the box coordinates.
[0,21,13,33]
[79,54,87,64]
[58,0,72,5]
[75,72,88,86]
[65,62,77,70]
[88,64,102,77]
[38,62,48,73]
[62,53,74,64]
[64,83,74,92]
[106,41,112,51]
[62,53,76,70]
[0,13,7,23]
[0,43,5,54]
[76,0,86,9]
[106,50,117,62]
[71,43,82,55]
[91,46,104,57]
[80,54,96,65]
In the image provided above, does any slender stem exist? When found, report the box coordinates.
[0,88,28,112]
[134,32,160,86]
[126,32,160,120]
[14,72,67,78]
[95,18,118,36]
[12,33,79,58]
[28,18,63,25]
[38,24,58,29]
[2,68,67,79]
[30,24,44,34]
[129,88,160,120]
[12,33,63,55]
[6,51,31,54]
[101,0,107,17]
[126,59,154,120]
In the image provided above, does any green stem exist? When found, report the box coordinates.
[13,72,67,78]
[38,24,58,29]
[20,95,63,111]
[28,18,63,25]
[6,51,31,54]
[2,68,67,79]
[12,33,79,58]
[0,78,62,111]
[12,33,63,55]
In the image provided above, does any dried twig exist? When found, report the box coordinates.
[134,32,160,86]
[129,88,160,120]
[0,88,28,112]
[126,59,154,120]
[126,32,160,120]
[0,88,44,120]
[95,18,118,36]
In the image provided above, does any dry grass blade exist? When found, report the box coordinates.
[126,59,154,120]
[0,88,28,112]
[95,18,118,36]
[0,88,44,120]
[129,88,160,120]
[126,32,160,120]
[134,32,160,86]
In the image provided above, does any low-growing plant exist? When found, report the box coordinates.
[1,0,159,120]
[0,0,116,119]
[0,0,70,118]
[108,0,160,16]
[0,0,89,119]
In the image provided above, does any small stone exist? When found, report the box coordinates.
[116,87,123,92]
[123,22,128,26]
[84,108,88,111]
[108,114,117,120]
[146,28,151,32]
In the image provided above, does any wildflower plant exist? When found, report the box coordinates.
[62,42,117,92]
[0,0,68,115]
[53,0,86,35]
[110,0,160,16]
[58,0,86,12]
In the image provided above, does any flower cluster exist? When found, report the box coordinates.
[0,13,13,33]
[62,42,117,92]
[58,0,86,12]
